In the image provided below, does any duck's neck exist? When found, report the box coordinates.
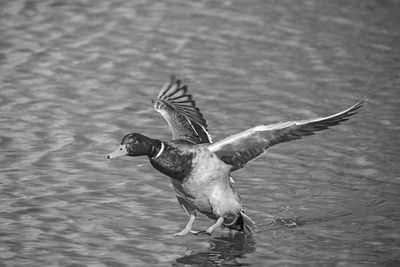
[148,138,163,159]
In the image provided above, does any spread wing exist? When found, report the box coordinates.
[208,98,366,171]
[153,75,212,144]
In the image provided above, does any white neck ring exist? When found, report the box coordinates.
[153,142,164,159]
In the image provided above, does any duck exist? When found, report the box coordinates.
[107,75,365,236]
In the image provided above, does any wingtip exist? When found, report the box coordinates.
[157,75,179,99]
[154,75,212,144]
[357,96,368,106]
[347,96,367,114]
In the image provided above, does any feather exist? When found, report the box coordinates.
[208,98,366,170]
[154,75,212,144]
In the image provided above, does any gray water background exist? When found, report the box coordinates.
[1,0,399,266]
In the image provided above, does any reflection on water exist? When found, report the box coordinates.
[1,0,400,266]
[176,232,256,266]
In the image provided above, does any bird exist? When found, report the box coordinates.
[107,75,365,236]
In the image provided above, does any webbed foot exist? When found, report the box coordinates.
[191,217,224,236]
[174,213,196,236]
[190,229,212,236]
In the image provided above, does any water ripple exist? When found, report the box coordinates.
[1,0,399,266]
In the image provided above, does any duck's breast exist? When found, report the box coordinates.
[149,142,194,180]
[178,147,241,216]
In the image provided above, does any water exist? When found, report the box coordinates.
[1,0,399,266]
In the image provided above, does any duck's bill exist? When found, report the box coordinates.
[107,145,128,159]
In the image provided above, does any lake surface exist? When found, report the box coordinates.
[1,0,399,266]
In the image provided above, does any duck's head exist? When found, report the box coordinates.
[107,133,160,159]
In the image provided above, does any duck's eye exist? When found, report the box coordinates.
[120,148,123,151]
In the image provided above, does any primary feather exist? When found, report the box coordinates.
[153,75,212,144]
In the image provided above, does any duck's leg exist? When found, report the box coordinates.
[205,217,224,235]
[174,204,196,236]
[192,217,224,236]
[174,213,196,236]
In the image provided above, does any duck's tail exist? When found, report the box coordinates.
[225,211,257,234]
[240,211,257,234]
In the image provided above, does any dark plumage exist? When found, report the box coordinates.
[107,76,365,236]
[153,75,212,144]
